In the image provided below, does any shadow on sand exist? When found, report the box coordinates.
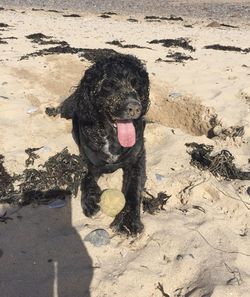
[0,199,93,297]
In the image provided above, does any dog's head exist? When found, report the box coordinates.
[75,54,150,147]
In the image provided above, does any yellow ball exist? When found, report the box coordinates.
[99,189,126,217]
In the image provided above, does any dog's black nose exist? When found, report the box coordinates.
[125,99,142,118]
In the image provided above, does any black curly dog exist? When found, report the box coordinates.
[61,53,150,235]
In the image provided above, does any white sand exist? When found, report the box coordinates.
[0,7,250,297]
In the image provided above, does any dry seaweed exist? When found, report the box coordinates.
[25,147,42,167]
[106,40,151,49]
[20,44,118,62]
[26,33,69,46]
[0,148,87,206]
[143,191,171,214]
[63,14,81,17]
[0,38,8,44]
[149,38,195,52]
[0,23,9,28]
[156,52,195,63]
[45,106,61,117]
[156,282,170,297]
[204,44,250,53]
[127,18,138,23]
[99,14,111,18]
[208,125,245,139]
[145,15,183,21]
[186,142,250,180]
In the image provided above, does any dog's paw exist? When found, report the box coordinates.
[81,192,100,217]
[110,212,144,236]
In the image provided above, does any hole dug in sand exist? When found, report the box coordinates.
[148,81,215,136]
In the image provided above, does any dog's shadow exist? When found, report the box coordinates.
[0,199,93,297]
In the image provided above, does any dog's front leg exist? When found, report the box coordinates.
[81,168,101,217]
[111,150,146,235]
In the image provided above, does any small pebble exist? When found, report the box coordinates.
[48,199,66,209]
[247,187,250,196]
[84,229,110,247]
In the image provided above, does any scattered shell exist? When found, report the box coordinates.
[27,106,38,114]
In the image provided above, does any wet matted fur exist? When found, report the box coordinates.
[61,53,150,235]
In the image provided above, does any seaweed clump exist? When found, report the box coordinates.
[143,191,171,214]
[149,38,195,52]
[0,148,87,206]
[20,44,118,62]
[186,143,250,180]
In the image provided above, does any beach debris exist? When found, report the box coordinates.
[0,38,8,44]
[26,33,69,46]
[208,125,244,139]
[48,198,66,209]
[149,38,195,52]
[207,21,238,28]
[0,95,9,100]
[0,148,87,206]
[103,12,117,15]
[99,189,125,217]
[84,229,110,247]
[127,18,138,23]
[63,14,81,17]
[185,142,250,180]
[99,14,111,18]
[26,106,38,114]
[45,106,61,117]
[156,52,195,63]
[145,15,183,21]
[0,23,9,28]
[25,147,42,167]
[156,282,170,297]
[204,44,250,53]
[142,191,171,214]
[169,92,182,99]
[155,173,166,181]
[20,44,118,62]
[106,40,151,49]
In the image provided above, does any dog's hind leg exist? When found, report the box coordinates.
[111,150,146,235]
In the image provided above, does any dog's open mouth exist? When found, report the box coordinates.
[116,120,136,147]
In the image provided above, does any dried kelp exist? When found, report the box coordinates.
[186,143,250,180]
[204,44,250,53]
[26,33,69,46]
[208,125,245,139]
[0,148,87,206]
[25,147,42,167]
[20,44,118,62]
[149,38,195,52]
[156,52,195,63]
[106,40,151,49]
[45,106,61,117]
[145,15,183,21]
[143,191,171,214]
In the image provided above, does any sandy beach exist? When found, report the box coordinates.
[0,2,250,297]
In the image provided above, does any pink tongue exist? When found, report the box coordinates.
[117,121,136,147]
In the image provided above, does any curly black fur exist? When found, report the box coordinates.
[61,53,150,235]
